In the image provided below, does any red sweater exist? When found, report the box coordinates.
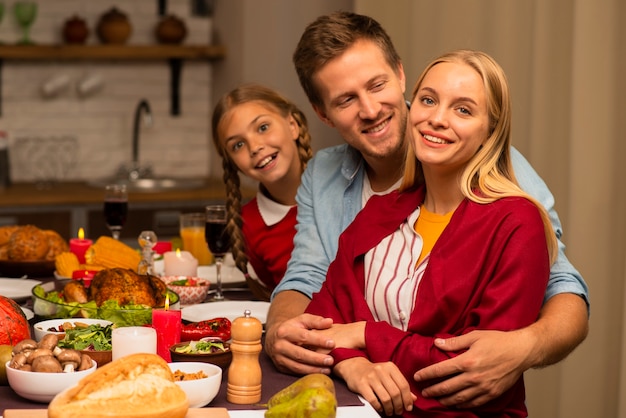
[306,186,549,417]
[241,197,297,289]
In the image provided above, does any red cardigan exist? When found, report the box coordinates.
[306,186,549,417]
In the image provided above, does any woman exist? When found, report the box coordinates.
[305,50,557,416]
[212,84,313,300]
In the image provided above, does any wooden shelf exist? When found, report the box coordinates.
[0,44,226,61]
[0,44,227,116]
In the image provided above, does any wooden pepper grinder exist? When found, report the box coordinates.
[227,309,263,404]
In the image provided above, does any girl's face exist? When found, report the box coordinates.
[409,61,490,177]
[218,101,301,185]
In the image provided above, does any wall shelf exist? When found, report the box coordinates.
[0,44,227,116]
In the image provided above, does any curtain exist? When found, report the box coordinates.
[356,0,625,416]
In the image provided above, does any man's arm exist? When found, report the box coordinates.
[264,290,335,375]
[414,293,588,407]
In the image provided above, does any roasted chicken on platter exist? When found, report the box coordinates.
[64,268,168,308]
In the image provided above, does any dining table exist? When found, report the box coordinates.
[1,274,381,418]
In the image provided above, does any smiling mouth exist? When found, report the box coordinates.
[423,134,450,145]
[256,153,277,169]
[363,116,391,134]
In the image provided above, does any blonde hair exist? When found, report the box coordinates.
[401,50,558,263]
[211,84,313,297]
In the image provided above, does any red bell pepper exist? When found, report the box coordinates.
[180,317,231,342]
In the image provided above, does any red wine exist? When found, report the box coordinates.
[104,200,128,227]
[205,220,229,256]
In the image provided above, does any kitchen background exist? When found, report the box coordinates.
[1,0,624,417]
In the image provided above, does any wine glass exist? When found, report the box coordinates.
[205,205,229,301]
[13,1,37,45]
[103,184,128,240]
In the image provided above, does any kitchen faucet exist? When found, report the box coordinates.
[121,99,153,180]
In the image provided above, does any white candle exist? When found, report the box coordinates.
[112,326,157,360]
[163,249,198,277]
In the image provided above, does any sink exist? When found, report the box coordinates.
[88,177,206,193]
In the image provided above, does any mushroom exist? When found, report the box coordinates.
[78,353,93,371]
[9,352,30,370]
[25,347,54,365]
[31,355,63,373]
[56,349,82,373]
[12,339,37,355]
[38,333,61,351]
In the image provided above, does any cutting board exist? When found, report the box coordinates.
[4,408,230,418]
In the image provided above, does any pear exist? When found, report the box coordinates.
[267,373,335,408]
[265,387,337,418]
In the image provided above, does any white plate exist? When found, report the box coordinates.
[20,307,34,321]
[182,300,270,324]
[0,278,42,300]
[196,264,246,285]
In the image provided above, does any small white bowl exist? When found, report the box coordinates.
[33,318,113,342]
[168,361,222,408]
[6,359,97,403]
[161,276,210,305]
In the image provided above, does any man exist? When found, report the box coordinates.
[265,11,589,411]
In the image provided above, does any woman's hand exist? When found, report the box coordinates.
[310,322,366,354]
[334,357,416,416]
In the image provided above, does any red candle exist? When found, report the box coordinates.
[152,295,182,362]
[69,227,92,264]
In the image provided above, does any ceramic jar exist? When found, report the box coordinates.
[96,7,132,44]
[155,14,187,44]
[62,15,89,44]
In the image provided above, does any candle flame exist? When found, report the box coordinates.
[175,248,181,257]
[78,228,85,240]
[165,293,170,310]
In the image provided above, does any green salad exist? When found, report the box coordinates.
[57,323,114,351]
[32,285,177,327]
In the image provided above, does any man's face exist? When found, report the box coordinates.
[312,39,408,164]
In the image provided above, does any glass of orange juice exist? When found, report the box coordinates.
[179,213,214,265]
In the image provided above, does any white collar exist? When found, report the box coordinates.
[256,189,295,226]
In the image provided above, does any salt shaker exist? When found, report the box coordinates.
[227,309,263,404]
[137,230,157,275]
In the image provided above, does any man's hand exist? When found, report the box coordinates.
[414,294,588,408]
[335,357,416,416]
[265,291,336,375]
[414,329,534,408]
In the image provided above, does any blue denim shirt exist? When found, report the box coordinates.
[273,144,590,310]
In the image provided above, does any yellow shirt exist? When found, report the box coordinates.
[415,205,454,265]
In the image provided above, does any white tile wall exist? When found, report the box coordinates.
[0,0,214,183]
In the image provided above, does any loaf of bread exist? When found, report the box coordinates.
[48,353,189,418]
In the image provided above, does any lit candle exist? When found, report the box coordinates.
[152,294,182,362]
[111,326,157,360]
[163,249,198,277]
[69,227,93,264]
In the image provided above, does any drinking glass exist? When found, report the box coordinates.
[13,1,37,45]
[103,184,128,240]
[180,213,213,265]
[205,205,229,301]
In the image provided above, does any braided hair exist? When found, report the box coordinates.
[211,84,313,299]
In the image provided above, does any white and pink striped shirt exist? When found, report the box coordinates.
[364,207,426,331]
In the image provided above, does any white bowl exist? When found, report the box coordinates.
[168,361,222,408]
[6,359,97,403]
[33,318,113,342]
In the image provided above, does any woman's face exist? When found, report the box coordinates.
[218,101,301,185]
[409,61,490,176]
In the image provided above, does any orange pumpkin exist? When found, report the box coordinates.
[0,295,30,346]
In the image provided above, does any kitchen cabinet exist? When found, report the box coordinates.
[0,44,226,116]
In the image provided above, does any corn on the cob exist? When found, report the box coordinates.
[55,251,80,277]
[85,236,141,271]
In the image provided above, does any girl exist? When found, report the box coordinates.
[211,84,313,301]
